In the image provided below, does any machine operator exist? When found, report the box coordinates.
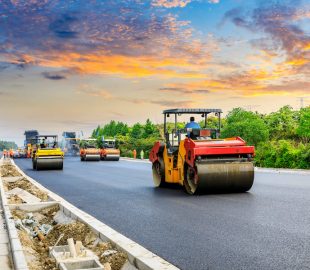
[185,117,200,139]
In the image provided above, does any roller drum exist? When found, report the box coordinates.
[84,154,100,161]
[36,157,63,170]
[103,154,120,161]
[185,161,254,195]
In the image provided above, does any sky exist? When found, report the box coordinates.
[0,0,310,145]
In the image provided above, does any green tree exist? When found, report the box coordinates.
[265,105,299,140]
[143,119,160,138]
[297,107,310,142]
[221,108,269,146]
[0,141,18,150]
[130,123,144,139]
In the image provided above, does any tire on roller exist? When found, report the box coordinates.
[184,161,254,195]
[152,157,166,187]
[35,158,63,171]
[84,154,100,161]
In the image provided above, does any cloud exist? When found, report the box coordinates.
[49,14,79,39]
[151,0,191,8]
[57,120,98,127]
[224,2,310,67]
[9,57,34,69]
[0,1,213,78]
[77,85,113,99]
[152,0,220,8]
[150,99,193,107]
[0,62,8,71]
[42,72,67,80]
[0,0,308,98]
[119,96,193,107]
[160,87,210,94]
[0,91,11,97]
[214,1,310,95]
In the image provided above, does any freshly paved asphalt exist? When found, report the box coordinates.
[15,158,310,270]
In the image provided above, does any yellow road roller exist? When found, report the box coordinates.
[32,135,64,170]
[149,109,255,195]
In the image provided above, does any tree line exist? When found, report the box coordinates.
[0,141,18,151]
[92,105,310,169]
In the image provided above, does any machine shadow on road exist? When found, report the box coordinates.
[149,183,256,200]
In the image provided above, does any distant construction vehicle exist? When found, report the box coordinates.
[24,130,39,158]
[32,135,64,170]
[149,109,255,195]
[61,132,80,156]
[100,139,120,161]
[79,138,100,161]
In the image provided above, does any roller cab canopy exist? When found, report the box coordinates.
[163,108,222,114]
[35,135,59,149]
[163,108,223,145]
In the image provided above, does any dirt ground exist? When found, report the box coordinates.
[1,163,48,202]
[13,206,128,270]
[4,178,48,201]
[8,194,23,204]
[0,164,21,177]
[93,242,127,270]
[13,206,60,270]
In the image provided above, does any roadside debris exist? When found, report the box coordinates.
[3,177,48,202]
[2,176,24,182]
[12,206,128,270]
[7,187,42,204]
[1,162,129,270]
[0,164,21,177]
[93,242,127,270]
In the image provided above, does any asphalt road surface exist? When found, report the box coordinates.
[14,158,310,270]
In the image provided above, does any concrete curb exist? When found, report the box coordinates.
[7,159,180,270]
[255,167,310,175]
[120,157,150,164]
[0,158,28,270]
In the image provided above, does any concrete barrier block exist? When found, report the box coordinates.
[12,250,28,269]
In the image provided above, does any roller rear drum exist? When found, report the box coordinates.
[85,154,100,161]
[102,154,120,161]
[36,158,63,170]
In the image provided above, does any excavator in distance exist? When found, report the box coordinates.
[149,109,255,195]
[61,132,80,156]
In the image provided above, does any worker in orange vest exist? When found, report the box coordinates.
[9,149,14,158]
[3,149,7,158]
[133,149,137,159]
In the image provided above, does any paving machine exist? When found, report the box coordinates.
[32,135,64,170]
[100,139,120,161]
[61,132,80,156]
[79,138,100,161]
[149,109,255,195]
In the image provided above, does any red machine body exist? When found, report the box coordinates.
[184,137,255,167]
